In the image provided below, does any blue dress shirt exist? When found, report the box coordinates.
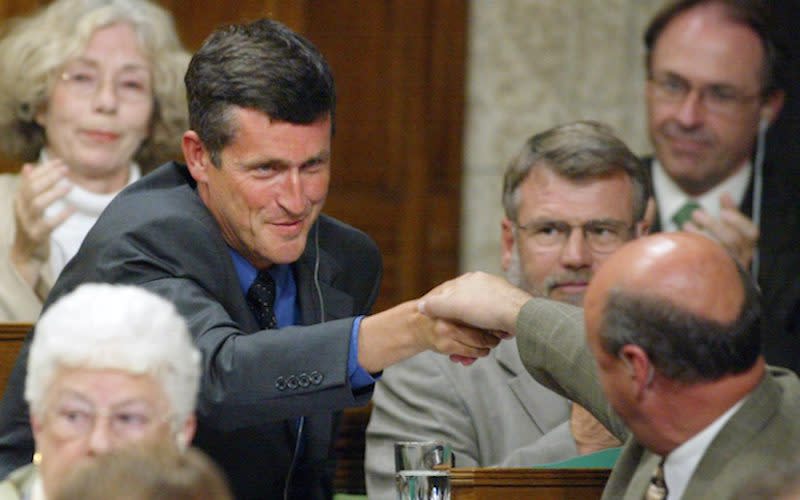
[229,249,375,390]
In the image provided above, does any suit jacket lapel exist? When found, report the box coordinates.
[681,373,781,498]
[495,340,571,434]
[294,242,355,325]
[642,157,663,233]
[601,442,657,500]
[288,230,356,443]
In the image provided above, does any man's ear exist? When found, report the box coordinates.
[182,130,211,184]
[619,344,654,398]
[637,197,656,237]
[501,218,515,272]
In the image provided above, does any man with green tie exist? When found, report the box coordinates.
[640,0,800,373]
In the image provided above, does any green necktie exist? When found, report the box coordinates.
[672,200,701,229]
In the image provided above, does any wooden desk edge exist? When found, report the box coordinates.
[0,323,32,340]
[450,467,611,487]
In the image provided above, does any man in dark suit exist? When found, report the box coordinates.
[0,19,502,500]
[641,0,800,373]
[419,232,800,499]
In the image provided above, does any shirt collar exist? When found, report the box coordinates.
[29,471,45,500]
[228,249,293,293]
[652,159,751,232]
[662,396,747,499]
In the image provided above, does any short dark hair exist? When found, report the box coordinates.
[599,262,762,383]
[184,18,336,165]
[644,0,786,96]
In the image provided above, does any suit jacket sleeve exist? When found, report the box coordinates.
[86,208,381,431]
[0,169,383,476]
[516,298,629,442]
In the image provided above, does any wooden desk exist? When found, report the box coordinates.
[451,467,611,500]
[0,323,29,396]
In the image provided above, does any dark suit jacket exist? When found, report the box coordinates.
[644,157,800,374]
[0,162,382,500]
[516,299,800,500]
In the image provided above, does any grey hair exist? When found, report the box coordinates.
[0,0,190,170]
[26,283,201,431]
[502,121,650,224]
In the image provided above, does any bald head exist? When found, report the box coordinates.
[586,233,762,383]
[587,233,743,324]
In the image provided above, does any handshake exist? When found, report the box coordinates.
[416,272,530,366]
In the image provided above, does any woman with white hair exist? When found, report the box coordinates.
[0,283,202,500]
[0,0,189,321]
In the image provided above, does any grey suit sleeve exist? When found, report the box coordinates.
[516,299,629,441]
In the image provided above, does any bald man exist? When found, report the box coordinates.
[420,233,800,499]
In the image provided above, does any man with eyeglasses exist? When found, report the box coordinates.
[642,0,800,373]
[364,121,652,498]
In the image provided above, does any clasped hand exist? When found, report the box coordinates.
[418,271,531,365]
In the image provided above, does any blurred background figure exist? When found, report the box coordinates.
[53,445,232,500]
[0,0,190,321]
[640,0,800,373]
[0,283,201,499]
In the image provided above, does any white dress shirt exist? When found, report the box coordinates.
[662,397,747,499]
[651,159,751,232]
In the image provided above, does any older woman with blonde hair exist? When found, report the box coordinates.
[0,0,189,321]
[0,283,201,499]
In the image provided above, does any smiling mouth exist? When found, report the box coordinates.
[275,219,304,227]
[271,219,306,236]
[82,130,120,143]
[669,138,708,151]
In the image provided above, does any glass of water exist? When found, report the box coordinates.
[396,470,450,500]
[394,441,453,500]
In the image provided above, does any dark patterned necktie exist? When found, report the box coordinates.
[246,270,277,329]
[644,457,668,500]
[672,200,701,229]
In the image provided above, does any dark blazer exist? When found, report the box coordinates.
[517,299,800,500]
[0,162,382,500]
[643,157,800,374]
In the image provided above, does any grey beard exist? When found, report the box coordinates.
[506,241,536,295]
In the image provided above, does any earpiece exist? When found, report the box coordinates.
[759,109,772,134]
[313,221,325,323]
[752,106,769,279]
[175,431,187,451]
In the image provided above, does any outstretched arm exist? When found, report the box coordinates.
[418,271,531,336]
